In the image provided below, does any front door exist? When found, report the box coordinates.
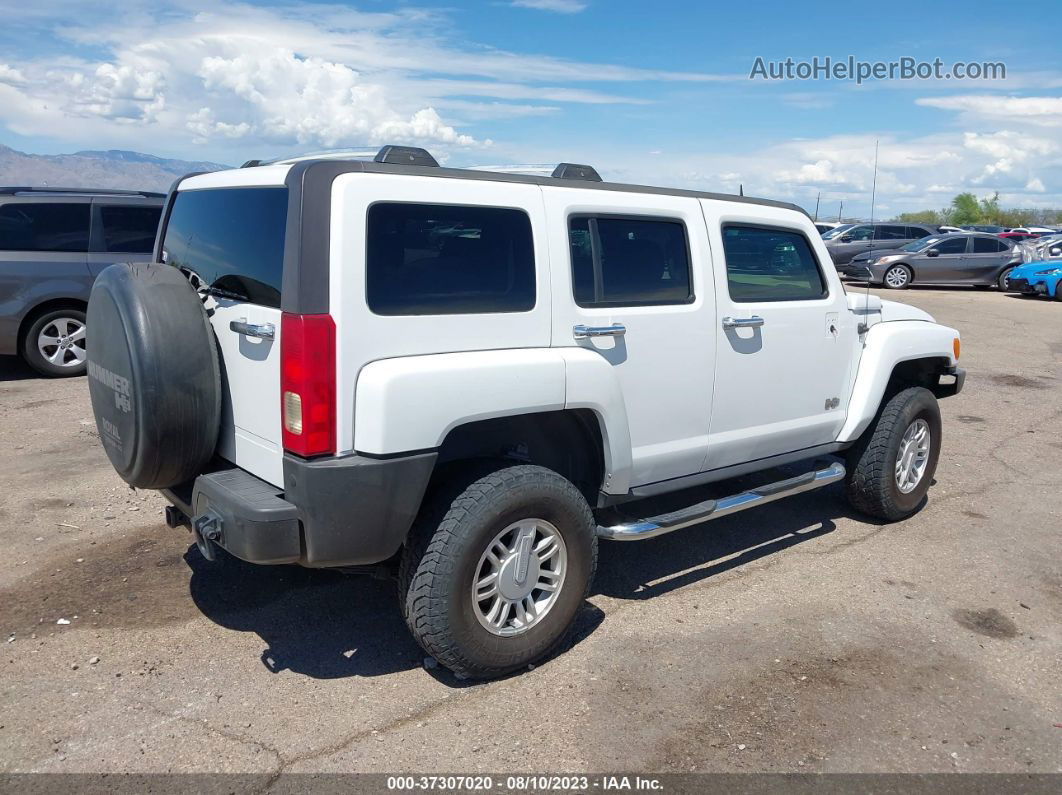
[701,201,856,470]
[918,236,970,283]
[544,187,716,487]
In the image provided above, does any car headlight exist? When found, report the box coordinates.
[873,256,892,265]
[1035,267,1062,276]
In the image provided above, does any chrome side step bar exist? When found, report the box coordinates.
[596,461,846,541]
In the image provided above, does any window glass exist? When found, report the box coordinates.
[875,225,909,240]
[366,203,535,315]
[821,224,853,239]
[933,237,968,254]
[722,225,827,302]
[101,205,162,253]
[906,226,931,239]
[0,203,90,252]
[844,225,873,241]
[568,216,691,306]
[162,187,287,308]
[972,236,1005,253]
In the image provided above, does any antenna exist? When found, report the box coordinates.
[859,139,880,333]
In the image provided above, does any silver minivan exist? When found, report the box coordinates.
[0,187,164,376]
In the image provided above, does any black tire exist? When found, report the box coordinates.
[844,386,942,522]
[400,463,597,679]
[997,267,1014,291]
[21,307,88,377]
[86,263,221,489]
[883,264,912,290]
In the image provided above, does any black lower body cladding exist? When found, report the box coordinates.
[86,263,221,489]
[169,452,438,567]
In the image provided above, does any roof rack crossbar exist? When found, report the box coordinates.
[551,163,602,182]
[374,146,439,167]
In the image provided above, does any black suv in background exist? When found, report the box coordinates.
[0,188,164,376]
[822,223,939,265]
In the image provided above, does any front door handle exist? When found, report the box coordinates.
[229,319,275,340]
[721,316,765,329]
[573,323,626,339]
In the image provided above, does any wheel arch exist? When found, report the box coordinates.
[17,297,88,347]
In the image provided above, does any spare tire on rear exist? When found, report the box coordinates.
[87,263,221,489]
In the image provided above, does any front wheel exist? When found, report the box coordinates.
[845,386,942,521]
[400,464,597,679]
[997,267,1015,291]
[883,264,912,290]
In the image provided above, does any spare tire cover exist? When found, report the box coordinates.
[87,262,221,489]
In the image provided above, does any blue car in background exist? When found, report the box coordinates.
[1007,260,1062,301]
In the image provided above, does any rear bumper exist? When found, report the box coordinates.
[163,451,437,567]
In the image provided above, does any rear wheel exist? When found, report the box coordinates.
[22,308,87,377]
[400,463,597,679]
[845,386,941,521]
[883,264,912,289]
[997,267,1014,291]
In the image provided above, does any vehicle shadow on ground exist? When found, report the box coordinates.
[0,355,41,383]
[184,544,604,684]
[593,483,882,602]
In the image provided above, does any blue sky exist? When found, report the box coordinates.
[1,0,1060,216]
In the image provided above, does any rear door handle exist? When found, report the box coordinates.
[721,316,765,329]
[573,323,626,339]
[229,319,275,340]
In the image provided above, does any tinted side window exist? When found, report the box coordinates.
[162,188,287,308]
[722,225,827,303]
[569,216,691,307]
[0,203,90,252]
[101,205,162,253]
[972,237,1003,253]
[366,203,535,316]
[934,237,968,254]
[845,225,873,241]
[875,225,908,240]
[906,226,930,239]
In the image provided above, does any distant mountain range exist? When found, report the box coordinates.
[0,144,230,192]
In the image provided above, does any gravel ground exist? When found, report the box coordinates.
[0,287,1059,775]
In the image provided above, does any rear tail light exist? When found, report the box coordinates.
[280,313,336,457]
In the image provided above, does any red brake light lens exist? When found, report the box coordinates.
[280,313,336,457]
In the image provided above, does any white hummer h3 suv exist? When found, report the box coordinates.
[87,146,965,679]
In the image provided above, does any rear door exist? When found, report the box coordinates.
[88,200,162,275]
[160,185,289,486]
[544,187,715,486]
[966,236,1011,283]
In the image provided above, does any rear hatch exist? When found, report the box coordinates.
[160,183,289,486]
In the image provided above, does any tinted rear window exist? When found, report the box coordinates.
[0,202,90,252]
[162,188,287,308]
[101,204,162,254]
[366,202,535,315]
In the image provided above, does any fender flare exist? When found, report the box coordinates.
[353,348,634,494]
[837,320,959,443]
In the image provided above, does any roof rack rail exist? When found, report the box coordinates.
[0,186,165,198]
[374,146,439,167]
[551,163,601,182]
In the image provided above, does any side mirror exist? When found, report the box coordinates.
[1051,247,1061,257]
[926,248,940,257]
[840,235,852,243]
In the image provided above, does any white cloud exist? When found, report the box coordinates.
[917,94,1062,126]
[511,0,587,12]
[0,64,26,85]
[1026,177,1046,192]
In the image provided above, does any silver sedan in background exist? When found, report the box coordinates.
[837,232,1021,290]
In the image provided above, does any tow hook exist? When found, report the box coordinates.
[192,512,223,562]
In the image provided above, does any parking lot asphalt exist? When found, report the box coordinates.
[0,287,1059,776]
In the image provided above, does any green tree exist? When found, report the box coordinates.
[894,209,943,224]
[978,192,1001,224]
[950,192,982,225]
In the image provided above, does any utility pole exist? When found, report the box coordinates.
[814,192,821,221]
[838,201,843,222]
